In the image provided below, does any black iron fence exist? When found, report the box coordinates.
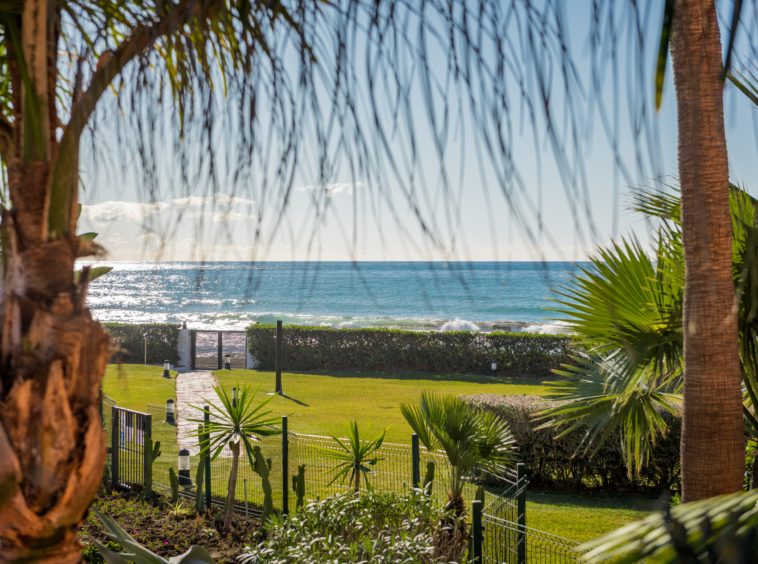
[103,398,590,563]
[110,406,152,491]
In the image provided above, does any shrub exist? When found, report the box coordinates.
[105,323,181,364]
[240,491,467,563]
[462,394,682,494]
[247,325,575,376]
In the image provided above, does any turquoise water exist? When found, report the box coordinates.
[83,261,584,332]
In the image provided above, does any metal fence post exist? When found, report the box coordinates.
[275,320,282,393]
[143,414,152,487]
[204,406,212,509]
[111,408,120,490]
[472,499,482,564]
[217,332,223,370]
[517,462,526,564]
[98,387,103,421]
[282,415,289,515]
[411,434,420,489]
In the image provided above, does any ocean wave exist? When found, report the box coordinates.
[89,308,571,334]
[440,319,481,332]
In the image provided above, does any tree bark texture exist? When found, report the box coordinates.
[0,181,110,563]
[671,0,744,501]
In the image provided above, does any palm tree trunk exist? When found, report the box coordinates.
[354,467,361,495]
[224,441,240,530]
[670,0,744,502]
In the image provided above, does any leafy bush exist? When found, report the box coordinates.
[462,394,682,493]
[241,491,467,564]
[247,325,575,376]
[105,323,181,364]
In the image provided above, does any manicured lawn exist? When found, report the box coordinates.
[99,365,657,544]
[102,364,178,410]
[214,369,551,443]
[526,492,659,544]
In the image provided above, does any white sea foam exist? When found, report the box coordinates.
[521,321,571,335]
[440,319,481,332]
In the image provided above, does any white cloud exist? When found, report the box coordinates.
[187,211,244,222]
[173,193,254,209]
[172,195,207,209]
[297,182,363,198]
[136,232,158,243]
[81,201,168,224]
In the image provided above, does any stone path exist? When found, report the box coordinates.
[176,371,221,456]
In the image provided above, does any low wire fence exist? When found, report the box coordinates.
[106,400,592,563]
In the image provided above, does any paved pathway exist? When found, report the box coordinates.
[176,371,220,456]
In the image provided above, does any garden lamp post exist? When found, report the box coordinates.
[163,360,171,378]
[178,449,192,486]
[165,399,175,424]
[225,353,231,370]
[491,360,497,377]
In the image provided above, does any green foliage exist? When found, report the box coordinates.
[537,352,681,474]
[92,509,215,563]
[240,491,467,564]
[247,325,574,376]
[423,461,435,496]
[82,540,121,563]
[251,446,274,524]
[401,391,515,508]
[195,458,206,513]
[317,421,387,494]
[292,464,306,510]
[105,323,180,364]
[169,468,179,504]
[464,394,681,493]
[188,382,281,529]
[544,184,758,473]
[143,437,161,501]
[577,490,758,564]
[74,266,113,284]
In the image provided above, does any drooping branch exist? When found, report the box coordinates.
[48,0,225,239]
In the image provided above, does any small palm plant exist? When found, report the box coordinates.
[401,391,516,514]
[318,421,387,494]
[189,382,281,530]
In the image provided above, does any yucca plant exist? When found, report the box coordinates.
[188,382,281,530]
[401,391,516,514]
[318,421,387,495]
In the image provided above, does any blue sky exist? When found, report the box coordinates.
[77,0,758,262]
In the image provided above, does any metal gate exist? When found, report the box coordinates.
[111,406,152,490]
[190,330,248,370]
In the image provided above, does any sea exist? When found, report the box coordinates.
[82,261,586,333]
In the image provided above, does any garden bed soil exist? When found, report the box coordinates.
[79,490,260,563]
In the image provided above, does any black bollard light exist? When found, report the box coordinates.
[163,360,171,378]
[165,398,175,424]
[225,353,231,370]
[491,360,497,377]
[178,449,192,486]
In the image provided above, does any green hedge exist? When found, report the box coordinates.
[246,325,575,376]
[105,323,180,364]
[463,394,681,494]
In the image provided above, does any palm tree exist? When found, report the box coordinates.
[189,382,280,531]
[542,181,758,484]
[318,421,386,495]
[401,391,515,515]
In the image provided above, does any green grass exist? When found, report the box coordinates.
[526,492,659,543]
[102,364,178,410]
[213,369,551,443]
[99,365,657,543]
